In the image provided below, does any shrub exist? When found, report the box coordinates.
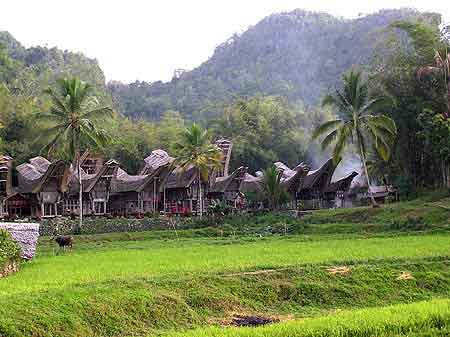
[0,229,21,267]
[389,216,426,231]
[208,200,232,217]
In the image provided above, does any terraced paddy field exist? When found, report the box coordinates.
[1,196,450,336]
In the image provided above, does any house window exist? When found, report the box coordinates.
[94,200,106,215]
[43,203,61,217]
[64,199,79,214]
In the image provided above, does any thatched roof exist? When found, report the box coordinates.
[274,162,296,178]
[301,158,337,191]
[240,173,263,194]
[112,164,169,193]
[165,166,197,189]
[324,171,358,193]
[112,168,148,193]
[0,155,12,172]
[29,156,51,173]
[210,166,247,193]
[15,158,69,194]
[16,163,43,182]
[84,159,119,193]
[244,159,338,197]
[280,163,309,194]
[68,166,96,193]
[368,185,397,198]
[141,149,174,175]
[31,160,69,193]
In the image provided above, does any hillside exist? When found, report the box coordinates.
[0,9,439,122]
[0,31,110,103]
[108,8,437,120]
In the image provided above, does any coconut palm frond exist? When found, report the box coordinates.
[365,115,398,137]
[43,88,69,115]
[82,106,114,120]
[312,70,397,206]
[320,128,339,151]
[312,119,341,139]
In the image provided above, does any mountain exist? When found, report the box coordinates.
[0,8,439,122]
[108,8,438,121]
[0,31,110,102]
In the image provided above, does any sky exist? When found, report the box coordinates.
[1,1,449,83]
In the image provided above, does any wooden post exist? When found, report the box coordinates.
[78,161,83,229]
[163,187,166,213]
[153,178,156,213]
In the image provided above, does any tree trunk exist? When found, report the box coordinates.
[77,153,83,233]
[359,145,378,208]
[446,162,449,188]
[442,161,446,188]
[446,82,450,117]
[198,173,203,218]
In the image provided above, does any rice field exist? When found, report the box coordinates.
[2,233,449,295]
[170,299,450,337]
[2,214,450,336]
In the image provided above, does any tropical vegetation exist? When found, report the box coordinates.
[312,71,397,205]
[261,165,290,210]
[37,78,113,228]
[0,229,20,269]
[174,123,223,217]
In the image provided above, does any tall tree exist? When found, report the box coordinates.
[313,71,397,206]
[417,46,450,119]
[38,78,112,229]
[174,123,223,217]
[373,20,450,189]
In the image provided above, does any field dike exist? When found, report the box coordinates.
[1,256,450,336]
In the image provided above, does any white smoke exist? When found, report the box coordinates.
[306,143,364,186]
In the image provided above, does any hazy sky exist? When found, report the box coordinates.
[1,1,449,83]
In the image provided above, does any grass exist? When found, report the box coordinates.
[175,193,450,236]
[1,231,450,336]
[3,233,450,295]
[2,195,450,336]
[170,299,450,337]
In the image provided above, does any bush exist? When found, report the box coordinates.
[0,229,21,267]
[389,216,427,231]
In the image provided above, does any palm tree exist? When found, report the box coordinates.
[38,78,112,229]
[174,124,223,217]
[312,71,397,206]
[261,166,289,211]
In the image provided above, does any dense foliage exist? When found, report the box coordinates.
[314,70,397,205]
[261,165,290,210]
[0,229,20,267]
[208,96,320,171]
[369,18,450,189]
